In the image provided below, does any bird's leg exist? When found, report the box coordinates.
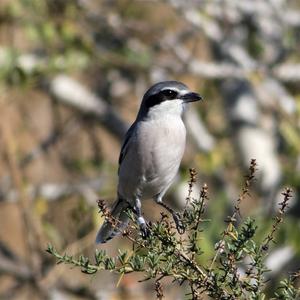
[133,198,150,239]
[155,197,185,234]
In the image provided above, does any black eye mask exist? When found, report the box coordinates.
[144,89,179,108]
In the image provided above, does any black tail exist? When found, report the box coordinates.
[96,199,129,243]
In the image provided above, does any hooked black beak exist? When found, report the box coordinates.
[180,92,203,103]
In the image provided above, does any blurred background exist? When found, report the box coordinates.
[0,0,300,299]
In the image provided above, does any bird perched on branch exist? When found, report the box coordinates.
[96,81,202,243]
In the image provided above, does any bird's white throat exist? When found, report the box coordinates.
[146,99,184,120]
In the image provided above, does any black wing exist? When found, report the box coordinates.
[118,122,137,173]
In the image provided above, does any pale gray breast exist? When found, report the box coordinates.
[118,116,186,201]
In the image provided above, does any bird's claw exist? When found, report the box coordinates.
[140,223,151,239]
[173,213,185,234]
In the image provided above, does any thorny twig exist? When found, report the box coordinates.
[244,187,294,292]
[208,159,258,271]
[155,279,164,300]
[184,168,197,212]
[47,160,299,299]
[262,187,292,251]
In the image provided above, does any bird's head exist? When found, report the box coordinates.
[138,81,202,120]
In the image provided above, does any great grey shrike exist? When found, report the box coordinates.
[96,81,202,243]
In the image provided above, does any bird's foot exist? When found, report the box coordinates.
[172,212,185,234]
[139,222,151,239]
[137,216,151,239]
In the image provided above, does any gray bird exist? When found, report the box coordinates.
[96,81,202,243]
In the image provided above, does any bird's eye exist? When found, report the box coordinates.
[161,89,178,99]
